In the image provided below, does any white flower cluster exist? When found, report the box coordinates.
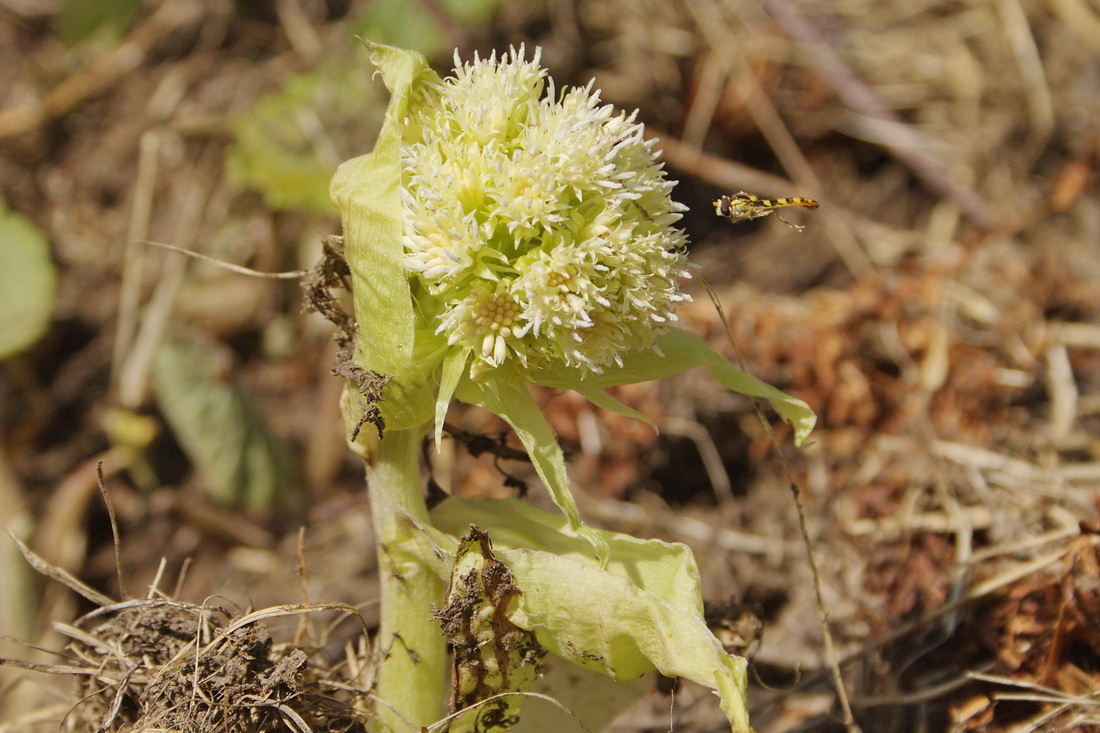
[401,46,690,376]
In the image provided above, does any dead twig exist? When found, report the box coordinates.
[697,276,860,732]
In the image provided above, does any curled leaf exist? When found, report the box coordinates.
[329,42,442,434]
[533,328,816,446]
[429,497,752,732]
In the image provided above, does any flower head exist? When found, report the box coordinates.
[400,47,690,376]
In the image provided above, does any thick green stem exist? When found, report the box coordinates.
[364,426,448,731]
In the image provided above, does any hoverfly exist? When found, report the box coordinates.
[714,191,819,231]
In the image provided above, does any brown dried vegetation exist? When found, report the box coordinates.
[2,0,1099,731]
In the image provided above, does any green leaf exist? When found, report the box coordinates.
[228,51,388,215]
[351,0,508,58]
[57,0,139,45]
[352,0,449,56]
[533,328,816,446]
[0,202,56,361]
[435,348,469,446]
[454,377,609,564]
[569,381,657,431]
[153,332,296,511]
[330,42,442,434]
[513,658,652,733]
[429,497,752,732]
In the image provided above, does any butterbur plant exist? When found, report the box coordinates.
[329,42,815,733]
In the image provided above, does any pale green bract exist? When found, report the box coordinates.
[330,42,817,732]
